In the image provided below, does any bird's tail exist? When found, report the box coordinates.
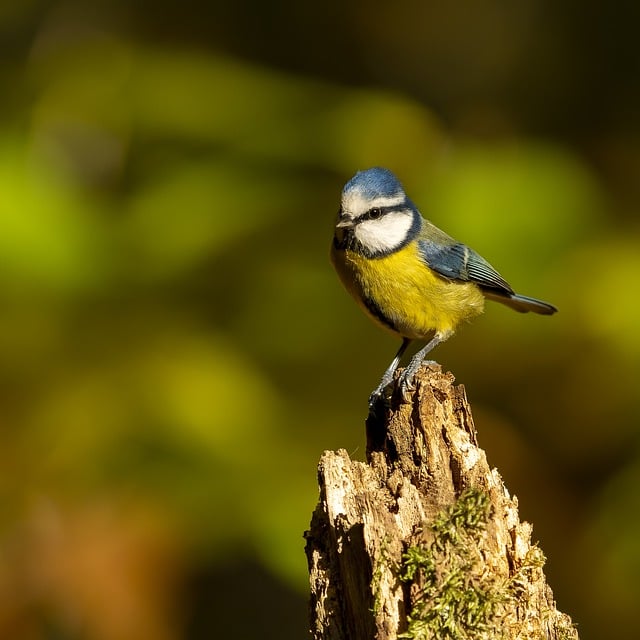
[485,291,558,315]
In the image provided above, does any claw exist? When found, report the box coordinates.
[399,360,438,400]
[368,390,381,409]
[368,333,445,410]
[399,364,418,397]
[399,370,416,400]
[368,382,389,409]
[367,386,391,423]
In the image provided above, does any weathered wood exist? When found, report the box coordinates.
[305,364,578,640]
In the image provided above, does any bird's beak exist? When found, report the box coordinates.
[336,216,355,228]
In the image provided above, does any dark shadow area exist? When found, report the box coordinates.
[186,557,308,640]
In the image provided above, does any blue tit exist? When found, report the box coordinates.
[330,167,557,407]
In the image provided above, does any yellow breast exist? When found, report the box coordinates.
[331,241,485,339]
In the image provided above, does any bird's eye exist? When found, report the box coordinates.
[369,208,382,219]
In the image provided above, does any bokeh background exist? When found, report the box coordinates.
[1,1,639,639]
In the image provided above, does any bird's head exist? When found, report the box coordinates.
[336,167,420,256]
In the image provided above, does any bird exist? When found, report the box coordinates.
[330,167,557,407]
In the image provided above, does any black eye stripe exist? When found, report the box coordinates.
[355,205,404,223]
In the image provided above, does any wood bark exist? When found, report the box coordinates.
[304,364,578,640]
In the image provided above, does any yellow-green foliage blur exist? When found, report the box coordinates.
[1,2,639,639]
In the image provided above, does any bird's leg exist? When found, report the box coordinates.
[368,337,411,408]
[398,330,452,397]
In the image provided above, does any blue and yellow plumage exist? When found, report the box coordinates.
[330,167,557,406]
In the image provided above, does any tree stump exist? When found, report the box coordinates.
[304,364,578,640]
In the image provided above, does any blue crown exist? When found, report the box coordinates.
[343,167,405,200]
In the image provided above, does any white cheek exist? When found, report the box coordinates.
[354,212,415,253]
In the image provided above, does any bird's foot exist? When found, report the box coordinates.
[369,359,438,412]
[368,383,389,411]
[398,370,415,400]
[398,360,437,400]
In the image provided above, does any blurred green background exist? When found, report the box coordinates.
[0,1,639,639]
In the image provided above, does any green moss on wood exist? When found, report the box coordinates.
[392,488,578,639]
[398,488,499,640]
[367,488,577,639]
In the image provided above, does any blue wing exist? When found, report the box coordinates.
[417,222,557,314]
[417,223,514,295]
